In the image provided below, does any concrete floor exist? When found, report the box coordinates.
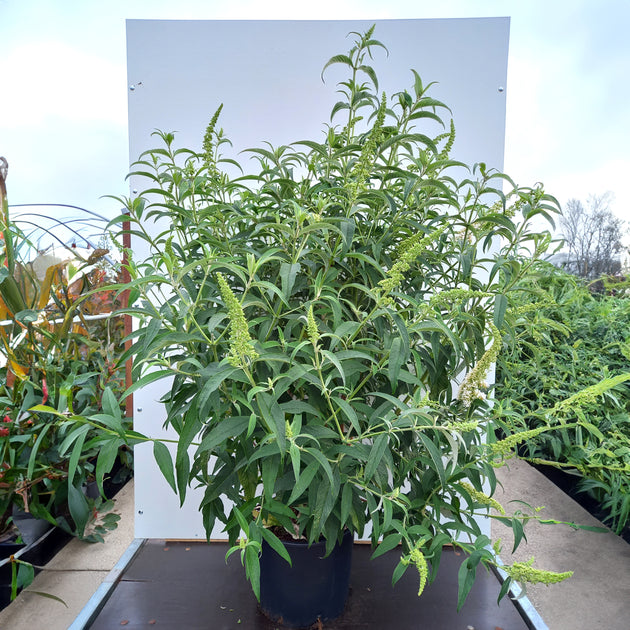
[493,458,630,630]
[0,462,628,630]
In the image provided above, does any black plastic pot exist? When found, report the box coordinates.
[260,529,353,628]
[12,510,52,545]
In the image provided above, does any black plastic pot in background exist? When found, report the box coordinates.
[260,529,353,628]
[12,510,52,545]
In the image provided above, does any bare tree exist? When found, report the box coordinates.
[558,193,628,278]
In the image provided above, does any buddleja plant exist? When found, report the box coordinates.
[95,27,581,607]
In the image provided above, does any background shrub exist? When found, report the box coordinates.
[494,262,630,534]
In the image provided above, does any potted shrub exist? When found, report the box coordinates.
[67,26,583,625]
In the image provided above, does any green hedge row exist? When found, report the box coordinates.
[494,263,630,534]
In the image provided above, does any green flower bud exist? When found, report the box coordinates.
[502,558,572,585]
[458,322,501,407]
[217,273,258,368]
[459,481,505,515]
[402,543,429,597]
[306,305,320,346]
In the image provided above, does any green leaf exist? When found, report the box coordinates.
[141,317,162,353]
[153,441,177,493]
[304,447,334,487]
[67,483,90,537]
[321,54,354,80]
[288,459,319,503]
[11,560,16,600]
[245,544,261,601]
[417,433,446,488]
[123,369,173,398]
[481,212,517,232]
[27,423,53,480]
[232,506,250,535]
[280,262,300,299]
[89,413,125,435]
[332,322,362,342]
[392,558,410,586]
[246,412,256,438]
[198,416,250,453]
[457,556,478,611]
[24,590,68,606]
[178,408,203,452]
[280,400,323,418]
[332,396,360,435]
[260,527,292,566]
[578,421,605,442]
[175,448,190,506]
[330,100,349,120]
[388,337,404,389]
[16,561,35,590]
[320,350,346,385]
[366,493,380,540]
[96,438,123,496]
[254,280,290,307]
[101,387,122,421]
[340,218,356,254]
[511,517,526,552]
[289,442,301,484]
[358,63,379,89]
[262,456,279,501]
[340,483,353,528]
[58,423,89,460]
[0,274,26,314]
[15,309,40,325]
[371,533,402,560]
[494,294,508,328]
[365,434,388,482]
[497,575,512,604]
[67,424,90,483]
[258,393,285,453]
[369,391,409,412]
[312,479,331,537]
[542,521,608,533]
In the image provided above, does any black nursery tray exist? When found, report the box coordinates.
[88,541,535,630]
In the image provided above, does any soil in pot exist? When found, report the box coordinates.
[260,529,353,628]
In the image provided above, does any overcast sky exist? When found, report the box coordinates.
[2,0,629,236]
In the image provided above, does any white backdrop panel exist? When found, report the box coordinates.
[127,18,509,539]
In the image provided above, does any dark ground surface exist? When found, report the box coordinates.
[89,541,531,630]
